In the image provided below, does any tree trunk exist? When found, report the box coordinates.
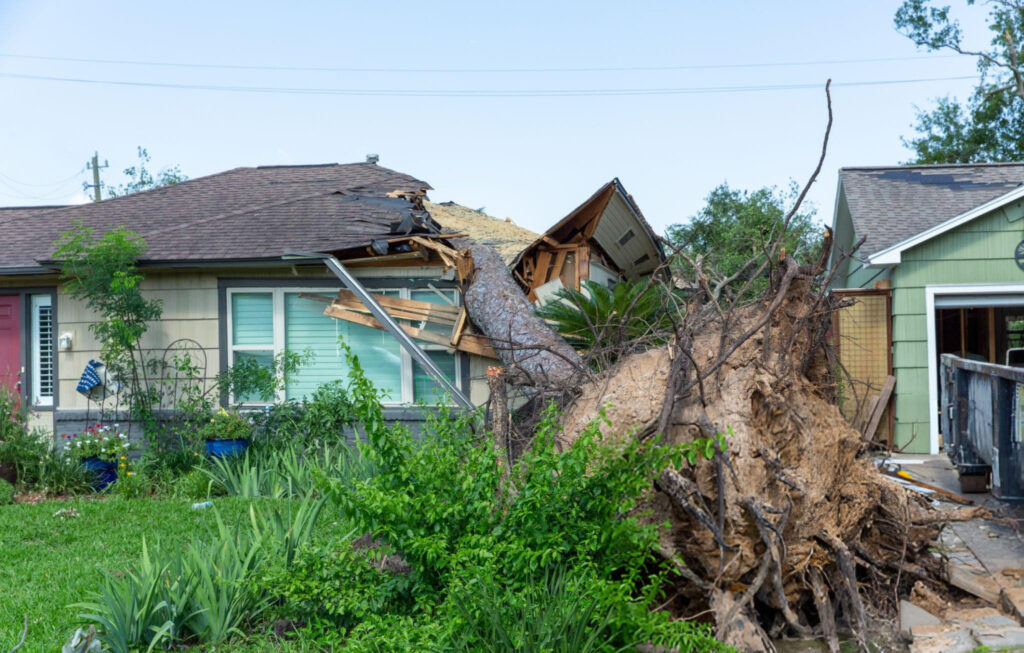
[453,241,583,386]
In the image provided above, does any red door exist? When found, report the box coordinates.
[0,296,21,398]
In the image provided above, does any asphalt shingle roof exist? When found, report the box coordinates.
[0,163,432,272]
[840,163,1024,257]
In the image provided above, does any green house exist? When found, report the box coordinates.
[831,163,1024,454]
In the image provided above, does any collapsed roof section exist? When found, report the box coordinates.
[510,178,665,303]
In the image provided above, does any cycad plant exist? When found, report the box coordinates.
[535,279,676,364]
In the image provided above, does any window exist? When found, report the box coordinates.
[30,294,54,407]
[226,287,460,404]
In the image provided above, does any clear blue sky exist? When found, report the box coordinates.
[0,1,990,235]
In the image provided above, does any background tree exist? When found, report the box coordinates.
[664,182,820,299]
[895,0,1024,162]
[85,147,188,200]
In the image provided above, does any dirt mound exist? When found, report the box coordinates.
[557,274,959,651]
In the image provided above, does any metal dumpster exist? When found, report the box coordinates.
[940,354,1024,502]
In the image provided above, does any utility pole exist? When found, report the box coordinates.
[84,151,108,202]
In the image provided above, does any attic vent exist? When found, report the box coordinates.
[633,253,651,266]
[617,229,636,246]
[366,153,380,164]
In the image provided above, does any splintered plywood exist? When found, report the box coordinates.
[834,289,893,446]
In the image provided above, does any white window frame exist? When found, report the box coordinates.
[30,294,54,407]
[226,286,462,406]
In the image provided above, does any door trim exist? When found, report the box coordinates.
[926,283,1024,455]
[0,287,59,410]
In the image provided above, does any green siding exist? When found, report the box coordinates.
[886,199,1024,452]
[892,314,927,342]
[893,341,927,368]
[891,287,925,316]
[895,367,928,389]
[894,422,928,450]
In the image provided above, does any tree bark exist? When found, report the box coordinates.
[453,241,583,386]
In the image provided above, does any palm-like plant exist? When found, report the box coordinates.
[535,279,675,362]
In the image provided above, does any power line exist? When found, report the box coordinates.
[0,71,978,97]
[0,167,84,188]
[0,51,960,74]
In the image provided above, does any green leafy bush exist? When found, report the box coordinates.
[249,380,357,453]
[0,386,50,487]
[285,349,726,651]
[30,449,92,496]
[0,480,13,505]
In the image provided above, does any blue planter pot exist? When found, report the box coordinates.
[205,438,249,458]
[81,457,117,492]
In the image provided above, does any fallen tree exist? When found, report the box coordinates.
[478,81,987,651]
[452,237,584,386]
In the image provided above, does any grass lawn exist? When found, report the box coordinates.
[0,496,284,653]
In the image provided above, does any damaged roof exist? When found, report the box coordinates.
[425,201,539,265]
[513,178,664,279]
[0,163,434,273]
[840,163,1024,258]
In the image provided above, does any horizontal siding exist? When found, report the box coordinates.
[941,198,1024,233]
[892,314,927,341]
[894,391,930,423]
[891,287,925,316]
[898,259,1024,286]
[894,422,930,454]
[893,341,927,368]
[903,229,1024,262]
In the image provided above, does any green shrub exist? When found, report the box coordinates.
[202,443,371,500]
[77,495,326,651]
[301,380,356,445]
[289,348,726,651]
[250,381,356,453]
[0,480,13,505]
[32,448,92,496]
[0,386,50,487]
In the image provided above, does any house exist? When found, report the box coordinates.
[0,160,660,439]
[830,162,1024,454]
[512,179,664,304]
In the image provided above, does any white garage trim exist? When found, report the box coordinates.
[925,283,1024,454]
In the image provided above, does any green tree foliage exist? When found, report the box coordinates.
[90,146,188,200]
[54,222,163,420]
[895,0,1024,162]
[665,183,820,298]
[535,279,676,361]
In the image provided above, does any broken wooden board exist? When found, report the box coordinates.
[300,291,461,325]
[322,304,497,358]
[937,524,1020,606]
[861,375,896,441]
